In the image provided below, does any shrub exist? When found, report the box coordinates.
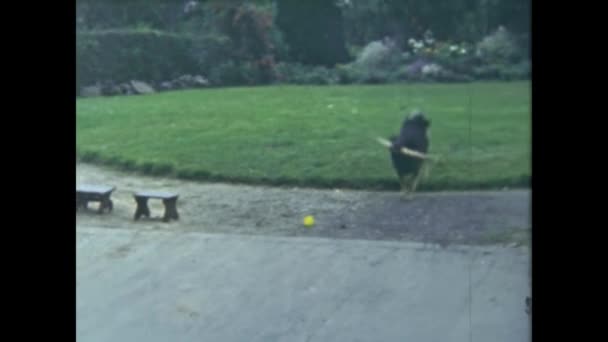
[473,60,530,80]
[275,63,339,85]
[336,38,406,84]
[360,70,397,84]
[354,39,401,69]
[336,64,363,84]
[276,0,350,66]
[434,69,474,83]
[76,1,182,31]
[184,1,285,86]
[299,66,339,85]
[476,26,523,64]
[76,29,197,92]
[208,59,277,86]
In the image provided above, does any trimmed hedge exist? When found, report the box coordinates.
[76,29,198,92]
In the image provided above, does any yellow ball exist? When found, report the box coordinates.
[303,215,315,227]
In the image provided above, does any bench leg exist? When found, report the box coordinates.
[76,199,84,211]
[99,196,113,214]
[134,197,151,220]
[78,200,89,211]
[162,198,179,222]
[76,193,88,211]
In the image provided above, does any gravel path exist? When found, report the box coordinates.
[76,163,530,246]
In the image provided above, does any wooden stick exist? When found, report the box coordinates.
[375,137,437,160]
[376,137,393,148]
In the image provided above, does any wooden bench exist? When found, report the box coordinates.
[133,191,179,222]
[76,184,116,214]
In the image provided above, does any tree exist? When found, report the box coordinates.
[276,0,351,66]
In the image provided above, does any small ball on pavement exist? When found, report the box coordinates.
[303,215,315,227]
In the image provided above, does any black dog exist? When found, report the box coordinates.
[388,110,431,195]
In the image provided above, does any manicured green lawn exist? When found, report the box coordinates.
[76,81,530,190]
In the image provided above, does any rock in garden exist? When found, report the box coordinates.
[119,83,133,95]
[192,75,209,87]
[130,80,156,95]
[159,81,174,91]
[81,84,102,97]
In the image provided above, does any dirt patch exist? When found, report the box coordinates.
[76,163,530,246]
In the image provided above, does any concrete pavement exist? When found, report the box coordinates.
[77,226,530,342]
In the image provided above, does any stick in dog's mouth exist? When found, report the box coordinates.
[375,137,437,161]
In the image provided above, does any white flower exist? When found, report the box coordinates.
[421,63,442,76]
[460,48,467,55]
[408,38,416,45]
[450,45,458,52]
[425,38,435,45]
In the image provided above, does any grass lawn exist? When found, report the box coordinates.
[76,81,530,191]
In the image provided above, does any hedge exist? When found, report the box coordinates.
[76,29,198,92]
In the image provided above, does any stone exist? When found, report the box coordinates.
[130,80,156,95]
[80,84,102,97]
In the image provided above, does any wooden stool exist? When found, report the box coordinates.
[76,184,116,214]
[133,191,179,222]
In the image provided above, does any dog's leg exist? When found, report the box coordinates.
[411,171,423,193]
[422,161,430,179]
[399,176,408,193]
[399,175,413,201]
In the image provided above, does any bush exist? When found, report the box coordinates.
[432,53,479,76]
[507,60,531,79]
[76,29,197,92]
[341,35,477,84]
[473,60,530,80]
[476,26,522,64]
[434,69,474,83]
[300,66,339,85]
[335,38,406,84]
[336,64,363,84]
[76,0,183,31]
[187,33,234,76]
[275,63,339,85]
[354,39,401,69]
[184,2,285,86]
[208,60,276,86]
[360,70,397,84]
[276,0,350,66]
[340,0,530,48]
